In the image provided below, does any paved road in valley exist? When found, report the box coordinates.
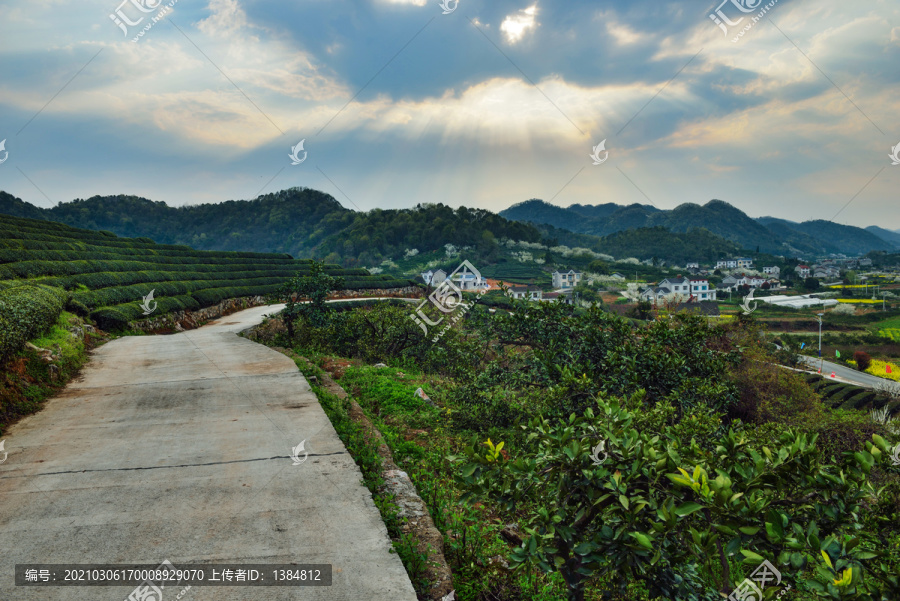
[797,355,894,389]
[0,304,417,601]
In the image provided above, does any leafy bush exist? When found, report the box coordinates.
[0,283,69,360]
[458,395,900,601]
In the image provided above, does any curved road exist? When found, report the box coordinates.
[797,355,894,389]
[0,305,416,601]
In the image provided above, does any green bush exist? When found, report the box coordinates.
[0,283,69,360]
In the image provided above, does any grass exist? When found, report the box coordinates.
[0,311,96,435]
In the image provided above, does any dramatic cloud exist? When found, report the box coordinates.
[0,0,896,227]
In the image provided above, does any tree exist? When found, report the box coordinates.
[588,260,609,274]
[804,277,821,291]
[573,283,601,306]
[275,261,345,339]
[853,351,872,372]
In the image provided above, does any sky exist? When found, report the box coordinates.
[0,0,898,229]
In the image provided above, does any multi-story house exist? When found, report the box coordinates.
[552,270,582,289]
[763,266,781,276]
[795,265,811,278]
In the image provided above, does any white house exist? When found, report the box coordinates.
[641,276,716,303]
[688,277,717,301]
[795,265,811,279]
[813,265,840,279]
[452,268,489,292]
[721,275,746,290]
[430,269,448,285]
[763,266,781,276]
[716,260,728,269]
[686,262,700,270]
[421,270,435,285]
[552,270,582,289]
[508,286,542,300]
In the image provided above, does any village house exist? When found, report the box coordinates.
[795,265,811,278]
[736,257,753,268]
[452,268,489,292]
[552,270,582,289]
[763,266,781,276]
[813,265,840,280]
[421,269,447,285]
[541,289,574,305]
[507,286,543,301]
[685,262,700,270]
[639,276,716,304]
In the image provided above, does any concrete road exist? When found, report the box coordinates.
[0,305,417,601]
[797,355,893,389]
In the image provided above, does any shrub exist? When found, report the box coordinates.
[854,350,872,371]
[0,283,69,361]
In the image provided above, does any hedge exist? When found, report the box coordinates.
[0,283,69,360]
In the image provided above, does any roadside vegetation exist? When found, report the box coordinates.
[266,272,900,601]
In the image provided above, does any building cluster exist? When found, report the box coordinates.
[639,276,716,304]
[794,257,871,281]
[420,269,587,305]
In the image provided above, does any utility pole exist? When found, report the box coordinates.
[884,292,889,312]
[816,313,824,374]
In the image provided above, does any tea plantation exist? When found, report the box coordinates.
[0,213,414,338]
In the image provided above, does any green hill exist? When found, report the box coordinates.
[0,213,413,330]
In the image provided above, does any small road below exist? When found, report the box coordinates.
[797,355,892,389]
[0,304,416,601]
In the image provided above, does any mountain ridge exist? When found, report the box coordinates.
[500,199,897,257]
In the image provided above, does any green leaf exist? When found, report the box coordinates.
[573,542,593,556]
[619,495,630,510]
[741,550,765,562]
[738,526,760,535]
[674,502,703,517]
[631,532,653,550]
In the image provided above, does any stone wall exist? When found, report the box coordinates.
[127,287,422,334]
[128,296,268,334]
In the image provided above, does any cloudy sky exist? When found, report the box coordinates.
[0,0,898,228]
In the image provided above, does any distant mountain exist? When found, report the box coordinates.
[501,199,898,257]
[867,226,900,247]
[532,223,743,265]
